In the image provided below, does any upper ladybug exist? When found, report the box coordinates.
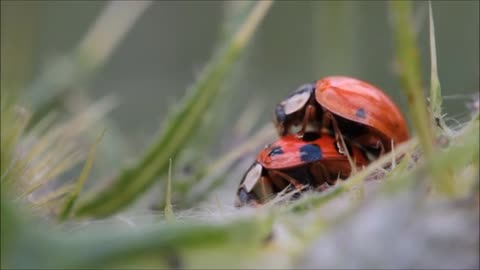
[272,76,409,156]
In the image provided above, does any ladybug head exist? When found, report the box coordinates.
[235,162,264,208]
[273,83,321,136]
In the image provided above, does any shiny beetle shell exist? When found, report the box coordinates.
[315,76,409,149]
[273,76,409,154]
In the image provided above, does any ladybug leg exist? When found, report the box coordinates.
[317,182,331,192]
[268,170,304,191]
[310,162,336,187]
[258,176,275,202]
[323,111,353,163]
[300,104,317,134]
[267,172,291,191]
[354,134,386,158]
[322,110,347,151]
[376,140,386,156]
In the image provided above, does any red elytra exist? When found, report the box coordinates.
[316,76,409,152]
[235,132,368,208]
[273,76,410,155]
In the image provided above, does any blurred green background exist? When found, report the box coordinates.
[2,1,478,152]
[1,1,479,158]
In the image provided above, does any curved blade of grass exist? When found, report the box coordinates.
[20,2,149,185]
[59,129,105,221]
[0,104,30,186]
[68,218,272,268]
[181,124,276,207]
[381,118,479,197]
[15,97,115,199]
[74,1,274,218]
[389,1,464,196]
[156,102,272,209]
[389,1,435,158]
[31,182,76,208]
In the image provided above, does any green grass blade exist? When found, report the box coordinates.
[1,103,30,187]
[21,2,149,181]
[181,124,276,207]
[59,129,106,221]
[18,2,149,192]
[73,1,274,218]
[164,158,175,222]
[389,1,435,158]
[381,118,479,197]
[428,1,442,119]
[31,182,76,207]
[2,189,273,269]
[14,97,114,199]
[389,1,464,196]
[69,219,272,268]
[427,1,454,137]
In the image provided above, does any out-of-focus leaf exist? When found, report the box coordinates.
[74,1,274,218]
[389,1,435,158]
[59,129,105,221]
[428,2,442,119]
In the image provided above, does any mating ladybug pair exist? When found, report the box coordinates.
[235,76,409,207]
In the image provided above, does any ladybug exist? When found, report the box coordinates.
[234,132,368,208]
[273,76,409,157]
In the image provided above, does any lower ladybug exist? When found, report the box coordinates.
[234,132,368,208]
[273,76,409,157]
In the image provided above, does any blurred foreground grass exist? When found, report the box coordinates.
[1,1,478,269]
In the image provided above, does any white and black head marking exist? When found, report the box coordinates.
[274,83,315,134]
[235,188,252,207]
[236,162,263,207]
[240,162,263,193]
[280,84,315,115]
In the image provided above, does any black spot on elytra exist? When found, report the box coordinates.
[356,108,366,119]
[299,144,323,162]
[268,146,284,156]
[302,132,321,142]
